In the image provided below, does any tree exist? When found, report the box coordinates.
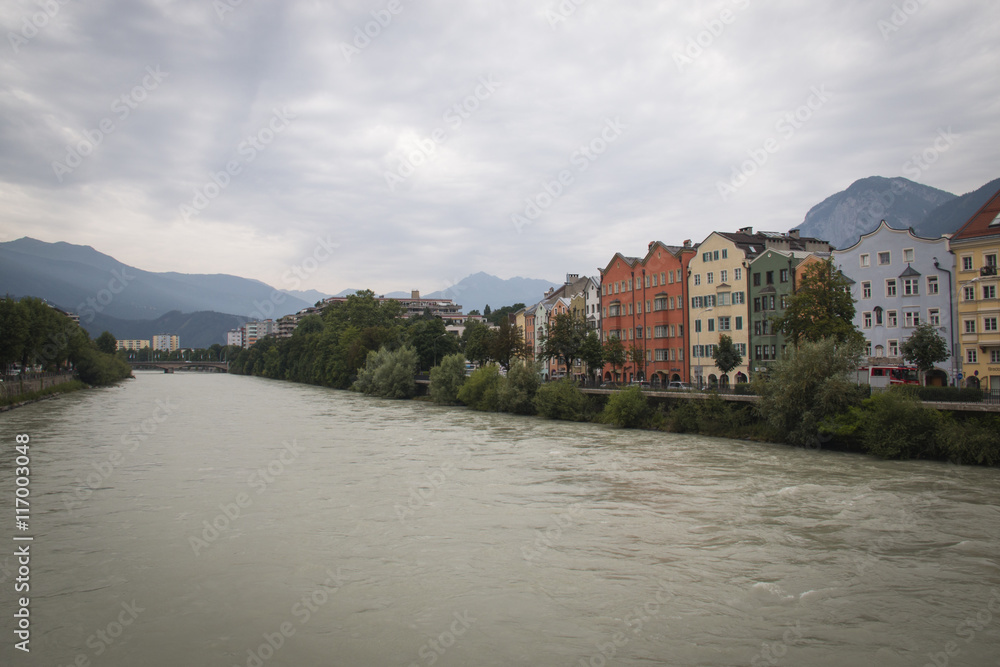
[488,318,527,371]
[485,303,526,326]
[429,353,467,404]
[900,322,950,385]
[406,316,458,371]
[712,334,742,377]
[579,331,604,384]
[95,331,118,355]
[773,258,864,347]
[483,304,492,317]
[0,297,27,373]
[752,337,865,446]
[463,321,492,366]
[497,360,541,414]
[628,344,646,380]
[603,335,626,382]
[539,313,587,378]
[353,345,418,399]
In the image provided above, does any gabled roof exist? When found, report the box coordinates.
[836,219,948,253]
[951,185,1000,242]
[899,264,921,278]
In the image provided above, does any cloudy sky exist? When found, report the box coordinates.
[1,0,997,296]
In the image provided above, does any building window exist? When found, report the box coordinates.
[903,278,919,296]
[646,300,651,313]
[779,268,789,283]
[717,292,730,306]
[707,272,714,284]
[862,281,872,299]
[735,316,743,330]
[722,249,728,259]
[863,312,872,328]
[929,309,940,326]
[888,340,899,357]
[692,296,702,309]
[878,252,891,265]
[663,271,669,284]
[694,274,701,286]
[865,341,872,356]
[753,297,761,312]
[644,275,650,288]
[992,350,1000,363]
[694,319,702,333]
[636,327,642,339]
[735,268,742,281]
[967,348,978,364]
[987,253,998,268]
[733,291,745,304]
[721,269,728,283]
[766,271,774,285]
[964,285,976,301]
[964,319,976,334]
[651,274,658,287]
[654,325,668,338]
[704,295,716,307]
[903,248,914,263]
[718,316,731,331]
[860,254,870,268]
[713,250,720,260]
[927,276,938,294]
[736,343,746,355]
[962,256,973,271]
[654,297,667,311]
[888,310,898,327]
[904,311,919,327]
[985,317,998,332]
[886,279,897,297]
[984,285,997,300]
[707,319,715,332]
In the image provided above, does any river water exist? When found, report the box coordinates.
[1,372,999,666]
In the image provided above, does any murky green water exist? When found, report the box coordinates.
[1,372,998,666]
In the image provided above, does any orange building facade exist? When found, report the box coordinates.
[599,241,695,384]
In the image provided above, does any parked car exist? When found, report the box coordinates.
[667,381,693,390]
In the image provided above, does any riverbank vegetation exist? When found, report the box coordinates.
[226,291,998,466]
[0,379,88,409]
[0,296,132,387]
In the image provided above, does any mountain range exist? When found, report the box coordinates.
[796,176,1000,249]
[2,173,996,346]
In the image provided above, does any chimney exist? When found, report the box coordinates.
[789,229,800,238]
[738,226,753,235]
[565,273,578,285]
[683,239,691,247]
[411,290,420,299]
[648,241,655,251]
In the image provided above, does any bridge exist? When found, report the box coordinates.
[130,361,229,373]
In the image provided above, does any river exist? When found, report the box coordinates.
[1,371,999,666]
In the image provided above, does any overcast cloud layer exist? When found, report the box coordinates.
[1,0,998,296]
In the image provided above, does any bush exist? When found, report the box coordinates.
[664,400,701,433]
[856,388,942,459]
[910,385,984,403]
[600,386,651,428]
[457,364,503,411]
[934,415,1000,466]
[353,345,418,399]
[497,361,540,415]
[534,379,587,421]
[429,353,467,405]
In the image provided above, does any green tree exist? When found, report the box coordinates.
[95,331,118,355]
[628,344,646,380]
[462,320,492,366]
[457,364,503,411]
[0,297,27,373]
[429,353,467,405]
[900,322,950,385]
[602,335,626,382]
[601,386,651,428]
[752,337,865,446]
[773,258,863,347]
[534,378,587,421]
[488,318,527,371]
[539,313,587,378]
[712,334,742,377]
[354,345,418,399]
[497,360,540,414]
[485,303,526,326]
[579,331,604,384]
[407,316,459,371]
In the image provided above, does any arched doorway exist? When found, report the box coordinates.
[708,374,718,387]
[719,375,730,388]
[966,376,980,389]
[925,369,948,387]
[671,373,681,382]
[735,372,748,384]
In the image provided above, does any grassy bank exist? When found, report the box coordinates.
[0,379,89,410]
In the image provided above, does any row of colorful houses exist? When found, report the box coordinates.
[511,185,1000,391]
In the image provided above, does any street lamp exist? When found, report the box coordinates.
[696,306,713,388]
